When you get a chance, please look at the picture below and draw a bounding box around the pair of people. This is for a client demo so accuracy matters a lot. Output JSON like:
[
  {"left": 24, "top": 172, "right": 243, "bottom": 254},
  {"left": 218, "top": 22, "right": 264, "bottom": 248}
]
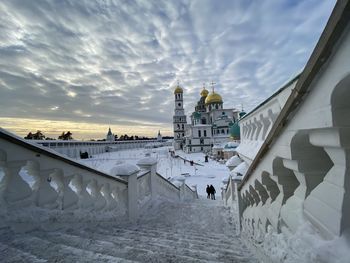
[{"left": 206, "top": 184, "right": 216, "bottom": 200}]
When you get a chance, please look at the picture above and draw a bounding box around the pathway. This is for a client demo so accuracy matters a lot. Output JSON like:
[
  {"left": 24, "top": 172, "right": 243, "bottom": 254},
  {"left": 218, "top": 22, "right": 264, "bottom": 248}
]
[{"left": 0, "top": 198, "right": 258, "bottom": 262}]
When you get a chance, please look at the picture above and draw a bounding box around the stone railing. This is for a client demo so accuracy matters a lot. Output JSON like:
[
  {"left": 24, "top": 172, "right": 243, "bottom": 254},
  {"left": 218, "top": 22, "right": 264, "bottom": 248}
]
[
  {"left": 223, "top": 176, "right": 235, "bottom": 206},
  {"left": 224, "top": 4, "right": 350, "bottom": 260},
  {"left": 0, "top": 128, "right": 198, "bottom": 227},
  {"left": 237, "top": 76, "right": 297, "bottom": 164},
  {"left": 136, "top": 155, "right": 198, "bottom": 202},
  {"left": 137, "top": 171, "right": 151, "bottom": 206},
  {"left": 0, "top": 129, "right": 128, "bottom": 227},
  {"left": 185, "top": 184, "right": 198, "bottom": 200}
]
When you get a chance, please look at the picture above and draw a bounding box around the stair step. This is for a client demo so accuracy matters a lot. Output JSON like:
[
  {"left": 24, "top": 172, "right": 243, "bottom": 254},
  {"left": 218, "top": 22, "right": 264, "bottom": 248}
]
[
  {"left": 94, "top": 226, "right": 240, "bottom": 252},
  {"left": 96, "top": 224, "right": 237, "bottom": 244},
  {"left": 0, "top": 242, "right": 47, "bottom": 263},
  {"left": 33, "top": 231, "right": 212, "bottom": 263},
  {"left": 61, "top": 226, "right": 250, "bottom": 262},
  {"left": 6, "top": 234, "right": 137, "bottom": 263}
]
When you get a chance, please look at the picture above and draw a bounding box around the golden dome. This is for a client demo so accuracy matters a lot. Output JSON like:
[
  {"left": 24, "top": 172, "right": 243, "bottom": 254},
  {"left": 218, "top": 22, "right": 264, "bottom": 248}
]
[
  {"left": 205, "top": 91, "right": 223, "bottom": 105},
  {"left": 174, "top": 85, "right": 183, "bottom": 94},
  {"left": 200, "top": 87, "right": 209, "bottom": 97}
]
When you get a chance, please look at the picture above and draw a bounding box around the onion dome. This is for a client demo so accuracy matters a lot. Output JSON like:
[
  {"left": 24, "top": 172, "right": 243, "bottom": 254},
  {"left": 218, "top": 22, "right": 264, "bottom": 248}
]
[
  {"left": 200, "top": 87, "right": 209, "bottom": 97},
  {"left": 205, "top": 91, "right": 223, "bottom": 105},
  {"left": 193, "top": 111, "right": 201, "bottom": 119},
  {"left": 229, "top": 122, "right": 240, "bottom": 140},
  {"left": 174, "top": 85, "right": 183, "bottom": 94},
  {"left": 239, "top": 110, "right": 247, "bottom": 118}
]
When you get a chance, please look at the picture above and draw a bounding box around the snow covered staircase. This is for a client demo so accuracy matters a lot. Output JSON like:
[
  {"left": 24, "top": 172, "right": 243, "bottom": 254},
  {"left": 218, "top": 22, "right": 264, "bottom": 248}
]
[{"left": 1, "top": 198, "right": 258, "bottom": 262}]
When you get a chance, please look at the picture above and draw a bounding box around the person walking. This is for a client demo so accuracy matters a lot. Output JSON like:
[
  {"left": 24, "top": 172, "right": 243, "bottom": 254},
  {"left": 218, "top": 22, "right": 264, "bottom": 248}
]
[
  {"left": 206, "top": 185, "right": 210, "bottom": 199},
  {"left": 209, "top": 184, "right": 216, "bottom": 200}
]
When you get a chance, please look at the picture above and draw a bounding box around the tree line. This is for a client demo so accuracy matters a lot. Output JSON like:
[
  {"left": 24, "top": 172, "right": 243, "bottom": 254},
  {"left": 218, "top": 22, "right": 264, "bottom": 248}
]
[
  {"left": 24, "top": 131, "right": 174, "bottom": 141},
  {"left": 24, "top": 131, "right": 73, "bottom": 140}
]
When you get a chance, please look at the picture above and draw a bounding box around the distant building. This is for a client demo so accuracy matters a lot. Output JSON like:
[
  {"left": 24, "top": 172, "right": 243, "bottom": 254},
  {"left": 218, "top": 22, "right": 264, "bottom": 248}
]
[
  {"left": 157, "top": 130, "right": 163, "bottom": 142},
  {"left": 106, "top": 127, "right": 115, "bottom": 142},
  {"left": 181, "top": 84, "right": 240, "bottom": 153},
  {"left": 172, "top": 85, "right": 187, "bottom": 150}
]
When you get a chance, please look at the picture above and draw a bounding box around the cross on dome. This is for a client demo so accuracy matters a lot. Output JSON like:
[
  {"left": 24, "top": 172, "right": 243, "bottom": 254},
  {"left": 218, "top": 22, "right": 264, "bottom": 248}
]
[{"left": 210, "top": 81, "right": 216, "bottom": 92}]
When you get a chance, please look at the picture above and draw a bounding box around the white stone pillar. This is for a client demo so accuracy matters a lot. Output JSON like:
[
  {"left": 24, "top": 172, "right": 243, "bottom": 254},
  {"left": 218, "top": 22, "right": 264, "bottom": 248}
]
[
  {"left": 112, "top": 163, "right": 140, "bottom": 222},
  {"left": 177, "top": 177, "right": 186, "bottom": 201},
  {"left": 137, "top": 155, "right": 158, "bottom": 200}
]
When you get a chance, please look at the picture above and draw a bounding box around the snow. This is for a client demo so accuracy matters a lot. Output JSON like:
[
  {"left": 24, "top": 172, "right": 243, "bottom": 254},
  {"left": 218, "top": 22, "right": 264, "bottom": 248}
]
[
  {"left": 230, "top": 161, "right": 248, "bottom": 181},
  {"left": 81, "top": 147, "right": 230, "bottom": 197},
  {"left": 0, "top": 197, "right": 258, "bottom": 262},
  {"left": 244, "top": 222, "right": 350, "bottom": 263},
  {"left": 110, "top": 163, "right": 140, "bottom": 176},
  {"left": 137, "top": 155, "right": 157, "bottom": 166},
  {"left": 225, "top": 155, "right": 242, "bottom": 167}
]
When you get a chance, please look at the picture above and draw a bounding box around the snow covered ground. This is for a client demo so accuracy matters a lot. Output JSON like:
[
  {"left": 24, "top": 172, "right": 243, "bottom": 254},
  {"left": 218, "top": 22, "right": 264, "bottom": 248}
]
[{"left": 81, "top": 147, "right": 230, "bottom": 197}]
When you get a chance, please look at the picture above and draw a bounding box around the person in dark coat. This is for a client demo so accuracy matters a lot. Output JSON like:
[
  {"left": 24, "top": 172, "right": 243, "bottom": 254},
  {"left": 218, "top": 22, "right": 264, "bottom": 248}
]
[
  {"left": 206, "top": 185, "right": 210, "bottom": 199},
  {"left": 209, "top": 185, "right": 216, "bottom": 200}
]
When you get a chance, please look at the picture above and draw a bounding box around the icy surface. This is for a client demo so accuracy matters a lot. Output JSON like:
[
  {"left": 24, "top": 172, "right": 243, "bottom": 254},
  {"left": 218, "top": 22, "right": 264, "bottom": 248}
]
[
  {"left": 110, "top": 163, "right": 140, "bottom": 176},
  {"left": 0, "top": 198, "right": 258, "bottom": 262},
  {"left": 225, "top": 155, "right": 242, "bottom": 167}
]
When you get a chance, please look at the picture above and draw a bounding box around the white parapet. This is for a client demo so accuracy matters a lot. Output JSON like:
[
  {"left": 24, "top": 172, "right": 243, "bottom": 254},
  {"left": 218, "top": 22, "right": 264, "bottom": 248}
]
[
  {"left": 223, "top": 4, "right": 350, "bottom": 261},
  {"left": 0, "top": 128, "right": 128, "bottom": 227}
]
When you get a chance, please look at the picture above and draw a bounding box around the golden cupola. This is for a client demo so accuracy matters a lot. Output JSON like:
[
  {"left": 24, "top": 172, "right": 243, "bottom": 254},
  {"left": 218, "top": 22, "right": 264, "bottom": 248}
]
[
  {"left": 174, "top": 85, "right": 183, "bottom": 94},
  {"left": 205, "top": 90, "right": 223, "bottom": 105},
  {"left": 200, "top": 87, "right": 209, "bottom": 97}
]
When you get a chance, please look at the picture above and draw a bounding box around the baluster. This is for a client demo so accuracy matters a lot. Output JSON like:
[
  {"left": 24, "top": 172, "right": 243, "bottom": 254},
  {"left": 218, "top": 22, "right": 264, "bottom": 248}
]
[
  {"left": 88, "top": 179, "right": 106, "bottom": 211},
  {"left": 70, "top": 174, "right": 93, "bottom": 210},
  {"left": 305, "top": 128, "right": 350, "bottom": 238},
  {"left": 35, "top": 169, "right": 59, "bottom": 209},
  {"left": 3, "top": 161, "right": 33, "bottom": 207},
  {"left": 51, "top": 169, "right": 78, "bottom": 210}
]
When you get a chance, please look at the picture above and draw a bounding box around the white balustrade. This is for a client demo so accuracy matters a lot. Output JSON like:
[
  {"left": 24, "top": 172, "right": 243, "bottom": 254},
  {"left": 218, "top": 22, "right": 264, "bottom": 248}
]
[
  {"left": 0, "top": 129, "right": 128, "bottom": 226},
  {"left": 222, "top": 12, "right": 350, "bottom": 260}
]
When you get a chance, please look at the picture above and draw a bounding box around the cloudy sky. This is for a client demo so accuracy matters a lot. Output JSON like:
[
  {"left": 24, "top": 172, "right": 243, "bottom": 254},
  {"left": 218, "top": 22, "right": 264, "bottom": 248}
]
[{"left": 0, "top": 0, "right": 336, "bottom": 139}]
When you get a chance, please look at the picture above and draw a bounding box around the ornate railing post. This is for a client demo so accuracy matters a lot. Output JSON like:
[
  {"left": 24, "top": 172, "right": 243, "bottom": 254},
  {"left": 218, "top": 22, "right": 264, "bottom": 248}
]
[
  {"left": 137, "top": 154, "right": 157, "bottom": 201},
  {"left": 112, "top": 163, "right": 140, "bottom": 222},
  {"left": 177, "top": 177, "right": 186, "bottom": 201}
]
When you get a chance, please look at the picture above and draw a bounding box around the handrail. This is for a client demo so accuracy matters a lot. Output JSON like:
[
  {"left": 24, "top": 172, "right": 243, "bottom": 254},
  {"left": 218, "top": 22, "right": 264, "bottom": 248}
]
[
  {"left": 0, "top": 129, "right": 127, "bottom": 185},
  {"left": 185, "top": 184, "right": 195, "bottom": 194},
  {"left": 137, "top": 170, "right": 150, "bottom": 179},
  {"left": 155, "top": 173, "right": 180, "bottom": 191}
]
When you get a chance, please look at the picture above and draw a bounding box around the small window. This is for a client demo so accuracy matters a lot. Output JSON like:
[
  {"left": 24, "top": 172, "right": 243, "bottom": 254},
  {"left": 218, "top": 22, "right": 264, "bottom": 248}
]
[
  {"left": 204, "top": 130, "right": 207, "bottom": 137},
  {"left": 198, "top": 130, "right": 201, "bottom": 137},
  {"left": 221, "top": 129, "right": 225, "bottom": 134}
]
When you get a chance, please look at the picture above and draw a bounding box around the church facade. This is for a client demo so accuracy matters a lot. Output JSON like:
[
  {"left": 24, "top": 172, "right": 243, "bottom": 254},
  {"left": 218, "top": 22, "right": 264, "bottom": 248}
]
[{"left": 173, "top": 84, "right": 239, "bottom": 153}]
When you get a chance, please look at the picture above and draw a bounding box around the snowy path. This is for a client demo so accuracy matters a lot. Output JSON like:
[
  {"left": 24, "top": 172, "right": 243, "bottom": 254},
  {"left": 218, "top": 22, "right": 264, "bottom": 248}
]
[{"left": 0, "top": 198, "right": 258, "bottom": 262}]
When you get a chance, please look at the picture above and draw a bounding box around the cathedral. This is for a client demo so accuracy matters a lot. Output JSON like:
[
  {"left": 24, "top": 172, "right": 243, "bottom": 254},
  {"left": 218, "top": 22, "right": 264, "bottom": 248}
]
[{"left": 173, "top": 84, "right": 240, "bottom": 153}]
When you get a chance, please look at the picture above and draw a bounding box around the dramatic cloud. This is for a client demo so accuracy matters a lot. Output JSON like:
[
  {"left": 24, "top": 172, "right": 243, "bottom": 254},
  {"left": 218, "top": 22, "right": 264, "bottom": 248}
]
[{"left": 0, "top": 0, "right": 336, "bottom": 138}]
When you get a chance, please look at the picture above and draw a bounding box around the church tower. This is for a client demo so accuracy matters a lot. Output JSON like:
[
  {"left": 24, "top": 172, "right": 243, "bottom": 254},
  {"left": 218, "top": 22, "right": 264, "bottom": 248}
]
[{"left": 173, "top": 84, "right": 187, "bottom": 150}]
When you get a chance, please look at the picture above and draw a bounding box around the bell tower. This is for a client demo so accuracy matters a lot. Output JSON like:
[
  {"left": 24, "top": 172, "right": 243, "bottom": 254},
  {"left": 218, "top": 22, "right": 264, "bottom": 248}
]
[{"left": 173, "top": 84, "right": 187, "bottom": 150}]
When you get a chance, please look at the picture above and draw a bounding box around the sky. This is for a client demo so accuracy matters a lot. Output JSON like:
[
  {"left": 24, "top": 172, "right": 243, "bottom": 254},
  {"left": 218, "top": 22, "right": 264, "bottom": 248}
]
[{"left": 0, "top": 0, "right": 336, "bottom": 139}]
